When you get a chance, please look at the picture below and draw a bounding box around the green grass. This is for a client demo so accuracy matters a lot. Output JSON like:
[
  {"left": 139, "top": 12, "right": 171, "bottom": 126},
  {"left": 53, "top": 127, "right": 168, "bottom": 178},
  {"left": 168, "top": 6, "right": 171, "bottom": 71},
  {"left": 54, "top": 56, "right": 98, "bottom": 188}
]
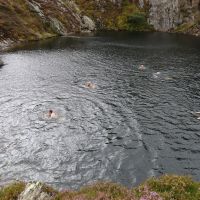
[
  {"left": 54, "top": 182, "right": 135, "bottom": 200},
  {"left": 75, "top": 0, "right": 153, "bottom": 32},
  {"left": 0, "top": 182, "right": 25, "bottom": 200},
  {"left": 175, "top": 23, "right": 196, "bottom": 33},
  {"left": 117, "top": 2, "right": 153, "bottom": 31},
  {"left": 134, "top": 175, "right": 200, "bottom": 200},
  {"left": 0, "top": 176, "right": 200, "bottom": 200}
]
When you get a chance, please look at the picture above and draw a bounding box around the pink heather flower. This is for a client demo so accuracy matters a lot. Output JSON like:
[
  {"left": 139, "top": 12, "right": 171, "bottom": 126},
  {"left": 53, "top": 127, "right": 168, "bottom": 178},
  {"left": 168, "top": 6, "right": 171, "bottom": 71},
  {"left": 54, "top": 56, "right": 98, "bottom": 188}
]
[{"left": 139, "top": 186, "right": 163, "bottom": 200}]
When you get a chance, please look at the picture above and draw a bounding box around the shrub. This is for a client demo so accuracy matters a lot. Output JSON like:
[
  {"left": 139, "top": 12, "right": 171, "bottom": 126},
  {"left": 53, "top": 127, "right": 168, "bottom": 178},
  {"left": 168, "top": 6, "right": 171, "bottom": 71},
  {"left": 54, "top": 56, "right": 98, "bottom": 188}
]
[
  {"left": 134, "top": 175, "right": 200, "bottom": 200},
  {"left": 0, "top": 182, "right": 25, "bottom": 200},
  {"left": 127, "top": 13, "right": 146, "bottom": 25},
  {"left": 126, "top": 13, "right": 152, "bottom": 31}
]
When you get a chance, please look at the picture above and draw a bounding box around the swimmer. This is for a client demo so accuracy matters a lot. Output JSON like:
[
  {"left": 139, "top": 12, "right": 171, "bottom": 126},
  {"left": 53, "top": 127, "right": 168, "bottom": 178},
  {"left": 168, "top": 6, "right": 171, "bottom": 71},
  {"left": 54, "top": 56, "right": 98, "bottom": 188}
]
[
  {"left": 84, "top": 81, "right": 96, "bottom": 89},
  {"left": 48, "top": 110, "right": 57, "bottom": 118},
  {"left": 165, "top": 77, "right": 173, "bottom": 80},
  {"left": 153, "top": 72, "right": 161, "bottom": 79},
  {"left": 191, "top": 111, "right": 200, "bottom": 119},
  {"left": 139, "top": 64, "right": 146, "bottom": 70}
]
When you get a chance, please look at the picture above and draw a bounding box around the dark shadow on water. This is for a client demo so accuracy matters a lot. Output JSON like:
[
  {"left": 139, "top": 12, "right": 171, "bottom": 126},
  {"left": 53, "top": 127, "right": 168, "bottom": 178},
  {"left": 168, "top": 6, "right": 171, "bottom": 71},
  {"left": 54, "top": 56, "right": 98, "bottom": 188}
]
[{"left": 7, "top": 31, "right": 200, "bottom": 52}]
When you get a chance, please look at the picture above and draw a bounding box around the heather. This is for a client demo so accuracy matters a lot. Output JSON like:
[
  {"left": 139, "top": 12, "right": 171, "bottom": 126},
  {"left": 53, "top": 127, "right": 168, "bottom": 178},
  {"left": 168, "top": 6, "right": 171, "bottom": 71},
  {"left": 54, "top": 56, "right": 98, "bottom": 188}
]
[{"left": 0, "top": 175, "right": 199, "bottom": 200}]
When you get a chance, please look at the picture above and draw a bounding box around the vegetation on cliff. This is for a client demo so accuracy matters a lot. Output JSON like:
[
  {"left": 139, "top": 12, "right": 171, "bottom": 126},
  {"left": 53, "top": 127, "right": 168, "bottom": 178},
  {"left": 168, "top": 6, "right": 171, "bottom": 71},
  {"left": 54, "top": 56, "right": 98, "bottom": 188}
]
[
  {"left": 0, "top": 0, "right": 85, "bottom": 48},
  {"left": 174, "top": 21, "right": 200, "bottom": 36},
  {"left": 0, "top": 0, "right": 155, "bottom": 50},
  {"left": 1, "top": 0, "right": 199, "bottom": 49},
  {"left": 0, "top": 0, "right": 153, "bottom": 46},
  {"left": 75, "top": 0, "right": 153, "bottom": 31},
  {"left": 0, "top": 175, "right": 200, "bottom": 200},
  {"left": 0, "top": 0, "right": 55, "bottom": 43},
  {"left": 0, "top": 182, "right": 25, "bottom": 200}
]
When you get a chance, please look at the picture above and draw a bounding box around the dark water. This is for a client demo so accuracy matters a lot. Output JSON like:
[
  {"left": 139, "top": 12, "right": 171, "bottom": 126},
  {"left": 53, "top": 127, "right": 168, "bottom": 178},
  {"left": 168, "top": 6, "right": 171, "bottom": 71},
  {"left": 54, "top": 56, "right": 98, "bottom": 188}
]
[{"left": 0, "top": 32, "right": 200, "bottom": 189}]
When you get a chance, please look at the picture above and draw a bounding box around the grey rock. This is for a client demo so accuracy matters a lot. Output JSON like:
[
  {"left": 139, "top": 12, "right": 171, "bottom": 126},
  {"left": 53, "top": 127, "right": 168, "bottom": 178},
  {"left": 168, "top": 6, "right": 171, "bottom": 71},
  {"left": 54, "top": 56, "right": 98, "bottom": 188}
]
[
  {"left": 148, "top": 0, "right": 180, "bottom": 31},
  {"left": 0, "top": 39, "right": 14, "bottom": 51},
  {"left": 27, "top": 1, "right": 44, "bottom": 18},
  {"left": 139, "top": 0, "right": 199, "bottom": 31},
  {"left": 18, "top": 182, "right": 52, "bottom": 200},
  {"left": 82, "top": 16, "right": 96, "bottom": 31},
  {"left": 48, "top": 17, "right": 66, "bottom": 35}
]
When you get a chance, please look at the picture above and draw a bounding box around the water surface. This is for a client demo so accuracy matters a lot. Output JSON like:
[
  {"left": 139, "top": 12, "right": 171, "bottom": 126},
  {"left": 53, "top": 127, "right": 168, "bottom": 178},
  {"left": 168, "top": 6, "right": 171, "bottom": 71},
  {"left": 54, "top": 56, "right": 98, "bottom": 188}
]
[{"left": 0, "top": 32, "right": 200, "bottom": 188}]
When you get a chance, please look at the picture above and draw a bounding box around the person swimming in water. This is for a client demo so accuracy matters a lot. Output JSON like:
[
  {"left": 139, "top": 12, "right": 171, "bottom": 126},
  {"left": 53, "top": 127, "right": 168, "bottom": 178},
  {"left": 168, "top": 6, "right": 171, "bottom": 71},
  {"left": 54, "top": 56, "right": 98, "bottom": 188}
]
[
  {"left": 48, "top": 110, "right": 57, "bottom": 118},
  {"left": 192, "top": 111, "right": 200, "bottom": 120},
  {"left": 153, "top": 72, "right": 161, "bottom": 79},
  {"left": 139, "top": 64, "right": 146, "bottom": 70},
  {"left": 84, "top": 81, "right": 96, "bottom": 89}
]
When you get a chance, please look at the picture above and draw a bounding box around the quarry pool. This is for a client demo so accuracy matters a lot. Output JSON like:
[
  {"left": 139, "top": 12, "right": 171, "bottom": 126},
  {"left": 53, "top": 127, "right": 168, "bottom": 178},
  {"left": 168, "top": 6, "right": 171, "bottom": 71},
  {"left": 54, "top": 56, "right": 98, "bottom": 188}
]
[{"left": 0, "top": 32, "right": 200, "bottom": 189}]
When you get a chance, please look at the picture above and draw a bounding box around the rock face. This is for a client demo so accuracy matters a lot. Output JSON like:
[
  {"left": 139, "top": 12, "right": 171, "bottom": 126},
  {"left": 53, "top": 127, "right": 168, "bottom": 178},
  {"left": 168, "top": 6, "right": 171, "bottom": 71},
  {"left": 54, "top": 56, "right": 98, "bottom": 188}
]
[
  {"left": 148, "top": 0, "right": 180, "bottom": 31},
  {"left": 138, "top": 0, "right": 200, "bottom": 33},
  {"left": 18, "top": 182, "right": 51, "bottom": 200},
  {"left": 25, "top": 0, "right": 96, "bottom": 35},
  {"left": 82, "top": 16, "right": 96, "bottom": 31},
  {"left": 0, "top": 0, "right": 200, "bottom": 47},
  {"left": 0, "top": 0, "right": 96, "bottom": 47}
]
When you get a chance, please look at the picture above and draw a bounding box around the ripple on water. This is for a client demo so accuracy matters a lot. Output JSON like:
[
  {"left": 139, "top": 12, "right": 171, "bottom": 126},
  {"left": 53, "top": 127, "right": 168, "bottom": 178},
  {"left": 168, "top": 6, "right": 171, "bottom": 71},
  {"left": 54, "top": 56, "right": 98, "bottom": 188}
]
[
  {"left": 0, "top": 86, "right": 149, "bottom": 188},
  {"left": 1, "top": 32, "right": 200, "bottom": 188}
]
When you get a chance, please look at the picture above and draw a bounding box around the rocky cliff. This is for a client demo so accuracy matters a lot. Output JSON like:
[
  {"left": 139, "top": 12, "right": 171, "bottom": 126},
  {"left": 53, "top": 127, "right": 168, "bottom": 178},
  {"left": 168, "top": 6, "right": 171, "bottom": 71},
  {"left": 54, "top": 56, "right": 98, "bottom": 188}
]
[
  {"left": 0, "top": 0, "right": 200, "bottom": 50},
  {"left": 0, "top": 0, "right": 96, "bottom": 50},
  {"left": 73, "top": 0, "right": 200, "bottom": 35},
  {"left": 137, "top": 0, "right": 200, "bottom": 35}
]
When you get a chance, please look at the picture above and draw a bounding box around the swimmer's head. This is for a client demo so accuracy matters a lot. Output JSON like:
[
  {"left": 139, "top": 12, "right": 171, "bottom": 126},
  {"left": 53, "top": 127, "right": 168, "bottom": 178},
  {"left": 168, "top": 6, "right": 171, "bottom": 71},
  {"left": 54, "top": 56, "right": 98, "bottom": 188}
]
[{"left": 49, "top": 110, "right": 53, "bottom": 114}]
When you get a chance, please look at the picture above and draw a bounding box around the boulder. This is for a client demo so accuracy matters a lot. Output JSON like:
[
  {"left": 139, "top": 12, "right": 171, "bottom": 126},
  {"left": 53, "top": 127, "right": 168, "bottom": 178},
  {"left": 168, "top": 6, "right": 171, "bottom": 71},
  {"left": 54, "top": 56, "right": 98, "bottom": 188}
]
[
  {"left": 18, "top": 182, "right": 52, "bottom": 200},
  {"left": 48, "top": 17, "right": 66, "bottom": 35},
  {"left": 82, "top": 16, "right": 96, "bottom": 31},
  {"left": 27, "top": 1, "right": 44, "bottom": 18}
]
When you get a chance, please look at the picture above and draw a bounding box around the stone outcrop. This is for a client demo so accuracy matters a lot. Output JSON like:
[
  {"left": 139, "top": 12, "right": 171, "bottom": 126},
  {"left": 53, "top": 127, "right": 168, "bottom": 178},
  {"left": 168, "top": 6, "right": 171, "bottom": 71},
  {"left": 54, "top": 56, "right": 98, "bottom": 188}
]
[
  {"left": 148, "top": 0, "right": 180, "bottom": 31},
  {"left": 0, "top": 0, "right": 200, "bottom": 50},
  {"left": 137, "top": 0, "right": 200, "bottom": 34},
  {"left": 0, "top": 0, "right": 96, "bottom": 49},
  {"left": 82, "top": 16, "right": 96, "bottom": 31},
  {"left": 25, "top": 0, "right": 96, "bottom": 35},
  {"left": 18, "top": 182, "right": 52, "bottom": 200}
]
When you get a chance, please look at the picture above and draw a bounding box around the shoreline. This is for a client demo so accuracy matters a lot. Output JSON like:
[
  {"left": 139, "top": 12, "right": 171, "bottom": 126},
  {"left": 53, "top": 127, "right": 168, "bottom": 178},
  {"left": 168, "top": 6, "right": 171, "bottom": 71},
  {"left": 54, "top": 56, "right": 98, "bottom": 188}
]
[
  {"left": 1, "top": 30, "right": 200, "bottom": 54},
  {"left": 0, "top": 175, "right": 199, "bottom": 200}
]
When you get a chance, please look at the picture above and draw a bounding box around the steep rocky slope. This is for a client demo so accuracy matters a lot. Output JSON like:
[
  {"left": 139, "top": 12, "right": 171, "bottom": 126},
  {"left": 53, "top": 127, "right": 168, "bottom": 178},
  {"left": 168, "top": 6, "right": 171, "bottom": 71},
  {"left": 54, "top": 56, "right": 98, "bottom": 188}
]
[
  {"left": 75, "top": 0, "right": 152, "bottom": 31},
  {"left": 137, "top": 0, "right": 200, "bottom": 35},
  {"left": 76, "top": 0, "right": 200, "bottom": 35},
  {"left": 0, "top": 0, "right": 95, "bottom": 49},
  {"left": 0, "top": 0, "right": 200, "bottom": 50}
]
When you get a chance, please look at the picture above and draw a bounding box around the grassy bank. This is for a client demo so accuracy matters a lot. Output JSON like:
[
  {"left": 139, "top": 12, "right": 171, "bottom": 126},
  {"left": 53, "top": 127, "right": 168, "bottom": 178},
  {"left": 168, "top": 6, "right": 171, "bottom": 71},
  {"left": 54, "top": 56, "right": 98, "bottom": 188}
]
[{"left": 1, "top": 175, "right": 199, "bottom": 200}]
